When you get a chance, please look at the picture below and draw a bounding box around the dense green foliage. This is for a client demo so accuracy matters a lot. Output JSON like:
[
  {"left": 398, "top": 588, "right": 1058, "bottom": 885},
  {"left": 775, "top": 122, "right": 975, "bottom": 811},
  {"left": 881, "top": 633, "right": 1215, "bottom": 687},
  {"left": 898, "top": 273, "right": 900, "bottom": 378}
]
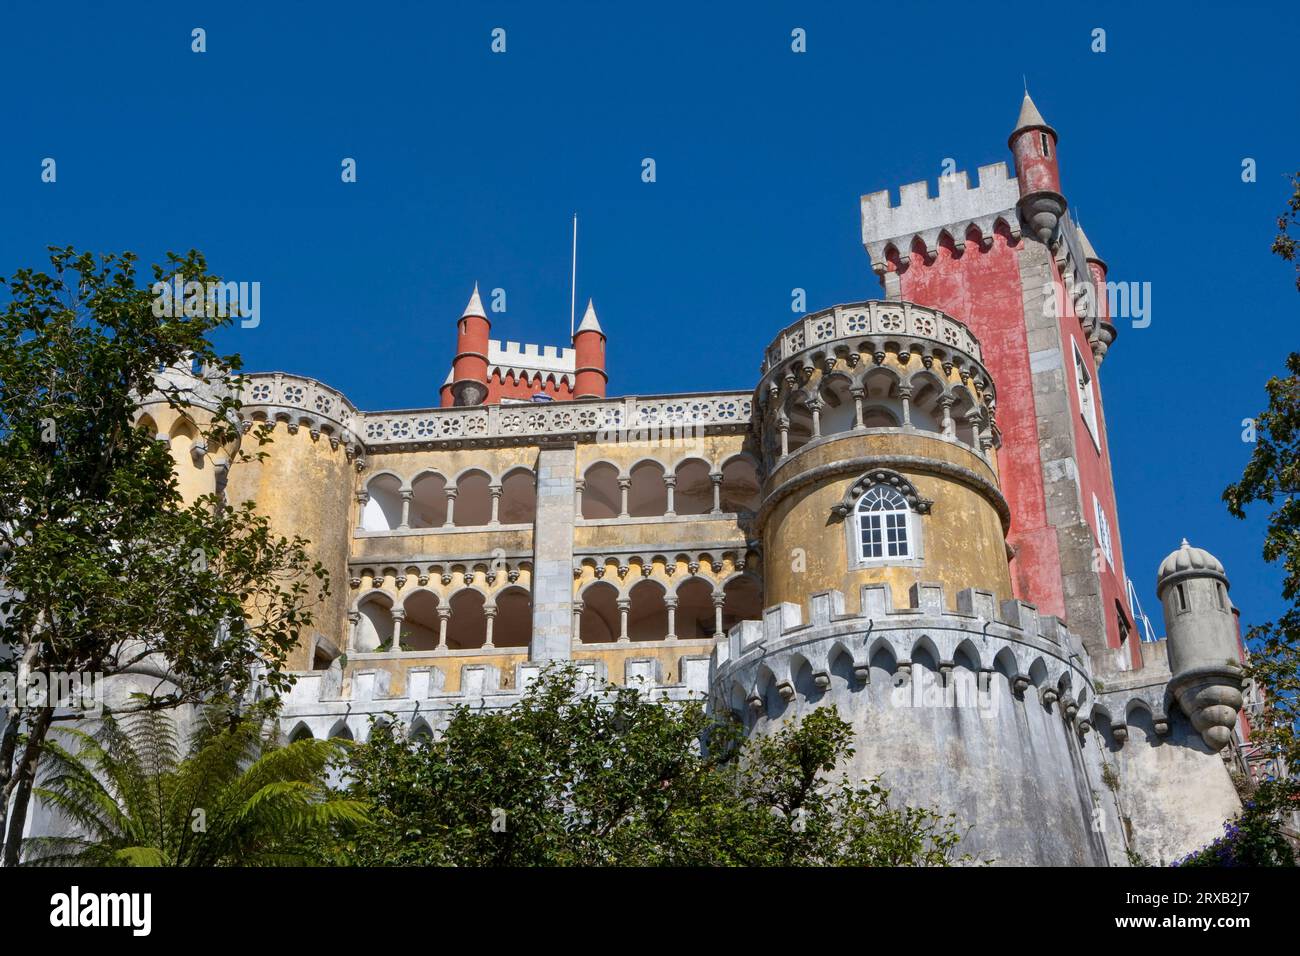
[
  {"left": 1209, "top": 172, "right": 1300, "bottom": 863},
  {"left": 23, "top": 699, "right": 365, "bottom": 866},
  {"left": 1175, "top": 781, "right": 1296, "bottom": 867},
  {"left": 0, "top": 248, "right": 327, "bottom": 864},
  {"left": 319, "top": 664, "right": 976, "bottom": 866}
]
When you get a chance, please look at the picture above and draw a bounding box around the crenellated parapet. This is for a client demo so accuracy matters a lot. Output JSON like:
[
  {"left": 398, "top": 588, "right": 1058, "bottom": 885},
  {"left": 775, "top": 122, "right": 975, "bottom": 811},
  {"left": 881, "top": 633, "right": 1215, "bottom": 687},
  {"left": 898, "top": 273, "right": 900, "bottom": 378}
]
[
  {"left": 860, "top": 163, "right": 1021, "bottom": 275},
  {"left": 273, "top": 654, "right": 712, "bottom": 741},
  {"left": 712, "top": 583, "right": 1093, "bottom": 720}
]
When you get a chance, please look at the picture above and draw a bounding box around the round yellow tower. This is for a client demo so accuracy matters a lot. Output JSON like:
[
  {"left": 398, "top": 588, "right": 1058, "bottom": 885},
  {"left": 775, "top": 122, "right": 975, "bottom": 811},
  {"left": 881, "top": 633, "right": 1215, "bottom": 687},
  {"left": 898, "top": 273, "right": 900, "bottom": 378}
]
[{"left": 755, "top": 301, "right": 1013, "bottom": 614}]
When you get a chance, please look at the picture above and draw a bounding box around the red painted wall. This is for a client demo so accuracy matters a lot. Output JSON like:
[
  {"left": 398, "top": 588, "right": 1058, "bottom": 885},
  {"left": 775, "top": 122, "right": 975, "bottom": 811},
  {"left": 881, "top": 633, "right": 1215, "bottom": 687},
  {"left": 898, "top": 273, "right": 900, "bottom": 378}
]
[{"left": 890, "top": 225, "right": 1067, "bottom": 621}]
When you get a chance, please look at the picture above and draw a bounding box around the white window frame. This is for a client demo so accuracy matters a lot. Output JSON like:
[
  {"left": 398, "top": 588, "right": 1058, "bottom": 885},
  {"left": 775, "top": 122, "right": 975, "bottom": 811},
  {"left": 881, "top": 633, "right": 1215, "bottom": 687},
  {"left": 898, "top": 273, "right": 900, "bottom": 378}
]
[
  {"left": 1072, "top": 340, "right": 1101, "bottom": 450},
  {"left": 849, "top": 485, "right": 921, "bottom": 566},
  {"left": 1093, "top": 493, "right": 1113, "bottom": 569}
]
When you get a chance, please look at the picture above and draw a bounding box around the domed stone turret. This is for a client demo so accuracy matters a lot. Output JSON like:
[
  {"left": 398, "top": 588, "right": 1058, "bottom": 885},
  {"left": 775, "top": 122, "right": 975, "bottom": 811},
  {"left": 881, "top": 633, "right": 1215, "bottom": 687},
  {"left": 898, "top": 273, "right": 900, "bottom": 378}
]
[
  {"left": 1157, "top": 538, "right": 1227, "bottom": 586},
  {"left": 1155, "top": 539, "right": 1243, "bottom": 751}
]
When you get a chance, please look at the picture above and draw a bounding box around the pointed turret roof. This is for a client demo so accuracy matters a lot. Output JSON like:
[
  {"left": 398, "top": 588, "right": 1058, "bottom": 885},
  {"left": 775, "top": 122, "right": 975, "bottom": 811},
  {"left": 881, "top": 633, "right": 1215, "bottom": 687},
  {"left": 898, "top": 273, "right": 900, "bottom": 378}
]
[
  {"left": 1075, "top": 224, "right": 1104, "bottom": 267},
  {"left": 1010, "top": 91, "right": 1057, "bottom": 144},
  {"left": 576, "top": 298, "right": 603, "bottom": 335},
  {"left": 462, "top": 282, "right": 486, "bottom": 319}
]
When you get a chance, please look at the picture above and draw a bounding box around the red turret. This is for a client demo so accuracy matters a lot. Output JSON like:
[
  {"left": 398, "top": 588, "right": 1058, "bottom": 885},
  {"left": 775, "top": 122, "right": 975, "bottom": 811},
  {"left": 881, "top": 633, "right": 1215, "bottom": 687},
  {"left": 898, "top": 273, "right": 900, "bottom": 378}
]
[
  {"left": 572, "top": 298, "right": 607, "bottom": 400},
  {"left": 448, "top": 284, "right": 490, "bottom": 407},
  {"left": 1009, "top": 92, "right": 1067, "bottom": 243}
]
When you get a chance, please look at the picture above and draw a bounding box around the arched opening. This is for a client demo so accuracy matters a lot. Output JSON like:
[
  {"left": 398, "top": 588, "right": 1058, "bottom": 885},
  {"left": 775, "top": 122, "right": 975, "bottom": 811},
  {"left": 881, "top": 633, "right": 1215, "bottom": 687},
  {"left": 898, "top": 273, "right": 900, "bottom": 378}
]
[
  {"left": 354, "top": 594, "right": 394, "bottom": 652},
  {"left": 492, "top": 586, "right": 532, "bottom": 648},
  {"left": 288, "top": 722, "right": 314, "bottom": 743},
  {"left": 674, "top": 578, "right": 716, "bottom": 640},
  {"left": 907, "top": 374, "right": 946, "bottom": 433},
  {"left": 628, "top": 460, "right": 667, "bottom": 517},
  {"left": 446, "top": 589, "right": 487, "bottom": 649},
  {"left": 855, "top": 484, "right": 913, "bottom": 561},
  {"left": 328, "top": 720, "right": 354, "bottom": 741},
  {"left": 860, "top": 368, "right": 903, "bottom": 429},
  {"left": 581, "top": 462, "right": 620, "bottom": 519},
  {"left": 627, "top": 579, "right": 668, "bottom": 641},
  {"left": 409, "top": 472, "right": 448, "bottom": 528},
  {"left": 455, "top": 470, "right": 492, "bottom": 527},
  {"left": 362, "top": 474, "right": 403, "bottom": 531},
  {"left": 951, "top": 387, "right": 980, "bottom": 447},
  {"left": 721, "top": 457, "right": 761, "bottom": 513},
  {"left": 722, "top": 574, "right": 763, "bottom": 632},
  {"left": 786, "top": 399, "right": 813, "bottom": 452},
  {"left": 673, "top": 458, "right": 713, "bottom": 515},
  {"left": 818, "top": 375, "right": 857, "bottom": 436},
  {"left": 499, "top": 468, "right": 536, "bottom": 524},
  {"left": 402, "top": 589, "right": 441, "bottom": 652},
  {"left": 579, "top": 581, "right": 620, "bottom": 643}
]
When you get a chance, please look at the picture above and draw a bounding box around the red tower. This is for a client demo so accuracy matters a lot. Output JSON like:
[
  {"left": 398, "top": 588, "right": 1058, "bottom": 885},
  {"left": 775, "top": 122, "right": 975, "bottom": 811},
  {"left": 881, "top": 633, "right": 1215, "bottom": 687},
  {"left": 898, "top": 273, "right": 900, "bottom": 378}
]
[
  {"left": 1008, "top": 93, "right": 1066, "bottom": 243},
  {"left": 447, "top": 284, "right": 490, "bottom": 407},
  {"left": 859, "top": 92, "right": 1137, "bottom": 669},
  {"left": 572, "top": 299, "right": 607, "bottom": 399}
]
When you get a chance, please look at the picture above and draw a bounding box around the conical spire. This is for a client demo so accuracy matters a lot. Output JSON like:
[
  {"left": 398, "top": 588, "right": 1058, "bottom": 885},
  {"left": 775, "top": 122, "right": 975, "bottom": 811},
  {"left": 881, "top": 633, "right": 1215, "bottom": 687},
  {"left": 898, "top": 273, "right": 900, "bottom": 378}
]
[
  {"left": 1075, "top": 224, "right": 1104, "bottom": 266},
  {"left": 1014, "top": 91, "right": 1049, "bottom": 133},
  {"left": 461, "top": 282, "right": 486, "bottom": 319},
  {"left": 576, "top": 298, "right": 603, "bottom": 335}
]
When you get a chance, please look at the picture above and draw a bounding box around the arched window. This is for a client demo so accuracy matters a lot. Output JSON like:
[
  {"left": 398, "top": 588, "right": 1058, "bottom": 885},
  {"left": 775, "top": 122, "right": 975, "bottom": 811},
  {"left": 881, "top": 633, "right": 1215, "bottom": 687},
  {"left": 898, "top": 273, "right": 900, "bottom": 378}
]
[{"left": 855, "top": 485, "right": 913, "bottom": 561}]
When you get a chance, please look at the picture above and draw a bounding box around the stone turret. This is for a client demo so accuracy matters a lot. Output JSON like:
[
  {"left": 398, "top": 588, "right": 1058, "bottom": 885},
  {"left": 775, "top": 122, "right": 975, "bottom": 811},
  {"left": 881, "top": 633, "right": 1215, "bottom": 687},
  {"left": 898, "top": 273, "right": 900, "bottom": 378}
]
[
  {"left": 449, "top": 284, "right": 491, "bottom": 407},
  {"left": 1008, "top": 92, "right": 1067, "bottom": 244},
  {"left": 572, "top": 299, "right": 607, "bottom": 399},
  {"left": 1156, "top": 539, "right": 1244, "bottom": 751}
]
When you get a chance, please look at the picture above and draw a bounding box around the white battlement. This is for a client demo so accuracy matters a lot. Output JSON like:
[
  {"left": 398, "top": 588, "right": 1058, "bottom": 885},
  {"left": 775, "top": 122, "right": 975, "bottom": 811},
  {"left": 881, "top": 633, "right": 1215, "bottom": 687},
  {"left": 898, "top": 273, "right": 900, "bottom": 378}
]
[
  {"left": 489, "top": 339, "right": 576, "bottom": 373},
  {"left": 276, "top": 654, "right": 712, "bottom": 741},
  {"left": 860, "top": 162, "right": 1021, "bottom": 271}
]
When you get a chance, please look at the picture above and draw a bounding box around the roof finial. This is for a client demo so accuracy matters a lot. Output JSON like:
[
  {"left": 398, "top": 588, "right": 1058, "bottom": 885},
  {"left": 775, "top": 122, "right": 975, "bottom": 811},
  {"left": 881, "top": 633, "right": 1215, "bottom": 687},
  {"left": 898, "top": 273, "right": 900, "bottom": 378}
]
[
  {"left": 462, "top": 282, "right": 486, "bottom": 319},
  {"left": 577, "top": 297, "right": 603, "bottom": 335}
]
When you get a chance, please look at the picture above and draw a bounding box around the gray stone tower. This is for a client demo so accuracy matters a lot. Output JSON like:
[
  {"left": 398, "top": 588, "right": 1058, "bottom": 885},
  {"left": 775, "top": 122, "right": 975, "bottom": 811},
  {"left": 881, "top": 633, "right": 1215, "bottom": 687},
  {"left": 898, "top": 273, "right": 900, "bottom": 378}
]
[{"left": 1156, "top": 540, "right": 1245, "bottom": 750}]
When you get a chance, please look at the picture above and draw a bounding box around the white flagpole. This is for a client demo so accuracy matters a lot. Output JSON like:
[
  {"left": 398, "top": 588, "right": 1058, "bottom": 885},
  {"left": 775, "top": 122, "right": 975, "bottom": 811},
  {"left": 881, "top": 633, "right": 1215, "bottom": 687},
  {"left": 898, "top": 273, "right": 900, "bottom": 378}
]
[{"left": 570, "top": 214, "right": 578, "bottom": 338}]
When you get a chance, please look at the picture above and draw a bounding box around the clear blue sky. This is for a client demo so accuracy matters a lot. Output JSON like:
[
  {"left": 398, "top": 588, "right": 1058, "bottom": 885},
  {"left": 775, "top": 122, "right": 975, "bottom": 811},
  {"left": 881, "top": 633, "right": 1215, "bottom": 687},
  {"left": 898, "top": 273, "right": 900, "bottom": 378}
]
[{"left": 1, "top": 1, "right": 1296, "bottom": 636}]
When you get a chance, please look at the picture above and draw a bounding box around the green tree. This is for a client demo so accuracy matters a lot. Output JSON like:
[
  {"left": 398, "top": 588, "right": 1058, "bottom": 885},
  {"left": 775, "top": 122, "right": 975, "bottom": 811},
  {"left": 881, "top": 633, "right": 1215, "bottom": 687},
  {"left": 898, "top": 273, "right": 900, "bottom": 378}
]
[
  {"left": 0, "top": 248, "right": 328, "bottom": 864},
  {"left": 23, "top": 698, "right": 366, "bottom": 866},
  {"left": 1220, "top": 171, "right": 1300, "bottom": 835},
  {"left": 320, "top": 664, "right": 974, "bottom": 867}
]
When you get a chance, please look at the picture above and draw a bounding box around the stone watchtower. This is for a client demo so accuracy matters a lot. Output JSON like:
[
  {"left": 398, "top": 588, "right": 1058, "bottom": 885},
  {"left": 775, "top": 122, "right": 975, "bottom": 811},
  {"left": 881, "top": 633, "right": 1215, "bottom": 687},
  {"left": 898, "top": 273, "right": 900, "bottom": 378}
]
[{"left": 1156, "top": 540, "right": 1246, "bottom": 750}]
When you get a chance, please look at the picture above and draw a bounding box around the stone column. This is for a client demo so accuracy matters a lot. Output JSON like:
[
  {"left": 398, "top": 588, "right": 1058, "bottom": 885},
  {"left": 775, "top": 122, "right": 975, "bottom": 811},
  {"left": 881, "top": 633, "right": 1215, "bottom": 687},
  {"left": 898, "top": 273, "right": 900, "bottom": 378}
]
[
  {"left": 712, "top": 591, "right": 726, "bottom": 637},
  {"left": 436, "top": 606, "right": 450, "bottom": 650},
  {"left": 483, "top": 606, "right": 496, "bottom": 649},
  {"left": 665, "top": 596, "right": 678, "bottom": 641},
  {"left": 347, "top": 610, "right": 360, "bottom": 652},
  {"left": 616, "top": 598, "right": 631, "bottom": 642},
  {"left": 390, "top": 608, "right": 405, "bottom": 654},
  {"left": 939, "top": 396, "right": 955, "bottom": 437},
  {"left": 530, "top": 443, "right": 577, "bottom": 661},
  {"left": 898, "top": 386, "right": 913, "bottom": 428},
  {"left": 488, "top": 484, "right": 502, "bottom": 526},
  {"left": 444, "top": 488, "right": 458, "bottom": 527},
  {"left": 709, "top": 472, "right": 723, "bottom": 514},
  {"left": 617, "top": 477, "right": 631, "bottom": 519},
  {"left": 850, "top": 386, "right": 866, "bottom": 430},
  {"left": 574, "top": 479, "right": 585, "bottom": 519},
  {"left": 778, "top": 420, "right": 789, "bottom": 457},
  {"left": 399, "top": 490, "right": 412, "bottom": 529},
  {"left": 571, "top": 600, "right": 583, "bottom": 646},
  {"left": 808, "top": 399, "right": 822, "bottom": 439},
  {"left": 354, "top": 491, "right": 369, "bottom": 529},
  {"left": 663, "top": 475, "right": 677, "bottom": 517}
]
